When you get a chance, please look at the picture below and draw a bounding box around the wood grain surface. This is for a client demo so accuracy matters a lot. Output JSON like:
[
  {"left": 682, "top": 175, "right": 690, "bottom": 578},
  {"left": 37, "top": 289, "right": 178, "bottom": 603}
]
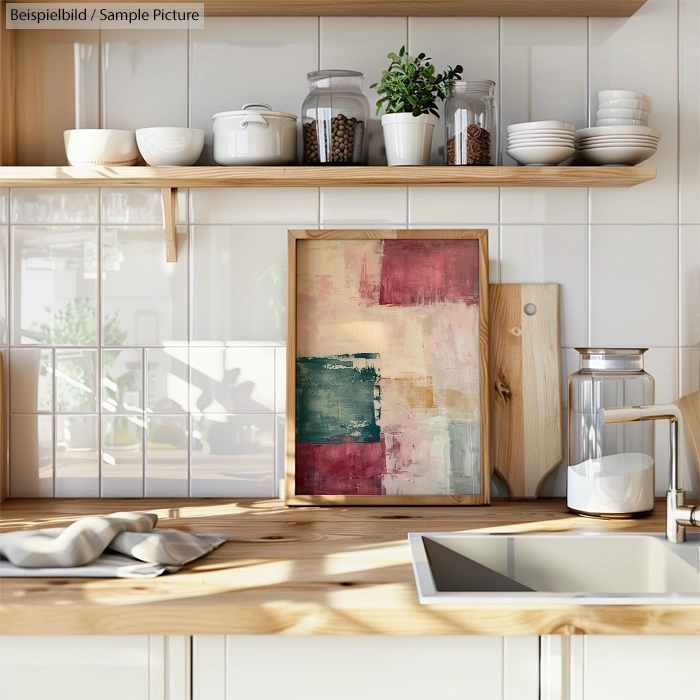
[
  {"left": 1, "top": 498, "right": 698, "bottom": 636},
  {"left": 0, "top": 166, "right": 657, "bottom": 188},
  {"left": 490, "top": 285, "right": 562, "bottom": 498},
  {"left": 676, "top": 391, "right": 700, "bottom": 481},
  {"left": 0, "top": 2, "right": 16, "bottom": 166},
  {"left": 0, "top": 0, "right": 650, "bottom": 16}
]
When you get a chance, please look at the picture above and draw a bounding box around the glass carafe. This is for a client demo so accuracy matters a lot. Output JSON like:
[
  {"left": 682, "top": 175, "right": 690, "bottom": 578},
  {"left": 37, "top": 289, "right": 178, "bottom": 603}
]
[
  {"left": 301, "top": 70, "right": 370, "bottom": 165},
  {"left": 444, "top": 80, "right": 498, "bottom": 166},
  {"left": 567, "top": 348, "right": 655, "bottom": 518}
]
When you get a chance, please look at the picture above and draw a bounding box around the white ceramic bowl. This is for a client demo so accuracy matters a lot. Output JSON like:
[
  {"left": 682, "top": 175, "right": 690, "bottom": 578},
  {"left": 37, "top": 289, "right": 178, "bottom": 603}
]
[
  {"left": 596, "top": 108, "right": 650, "bottom": 121},
  {"left": 598, "top": 90, "right": 652, "bottom": 104},
  {"left": 596, "top": 118, "right": 649, "bottom": 126},
  {"left": 578, "top": 141, "right": 658, "bottom": 150},
  {"left": 577, "top": 145, "right": 656, "bottom": 165},
  {"left": 578, "top": 135, "right": 659, "bottom": 145},
  {"left": 507, "top": 144, "right": 575, "bottom": 166},
  {"left": 598, "top": 98, "right": 651, "bottom": 111},
  {"left": 576, "top": 126, "right": 662, "bottom": 139},
  {"left": 64, "top": 129, "right": 139, "bottom": 166},
  {"left": 508, "top": 134, "right": 574, "bottom": 144},
  {"left": 136, "top": 127, "right": 205, "bottom": 166},
  {"left": 507, "top": 120, "right": 575, "bottom": 134}
]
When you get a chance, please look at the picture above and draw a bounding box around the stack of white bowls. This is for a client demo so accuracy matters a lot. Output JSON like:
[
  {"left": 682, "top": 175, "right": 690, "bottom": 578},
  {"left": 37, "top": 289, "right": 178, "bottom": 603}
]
[
  {"left": 596, "top": 89, "right": 651, "bottom": 126},
  {"left": 506, "top": 121, "right": 575, "bottom": 166},
  {"left": 576, "top": 90, "right": 660, "bottom": 165}
]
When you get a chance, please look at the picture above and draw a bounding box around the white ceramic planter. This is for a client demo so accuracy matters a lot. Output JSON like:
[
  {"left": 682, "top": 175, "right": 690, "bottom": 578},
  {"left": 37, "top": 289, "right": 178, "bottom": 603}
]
[{"left": 381, "top": 113, "right": 436, "bottom": 166}]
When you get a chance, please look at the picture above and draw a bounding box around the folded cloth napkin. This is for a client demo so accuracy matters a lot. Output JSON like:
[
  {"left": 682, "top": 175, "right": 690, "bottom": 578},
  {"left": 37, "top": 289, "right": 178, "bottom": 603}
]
[{"left": 0, "top": 512, "right": 227, "bottom": 579}]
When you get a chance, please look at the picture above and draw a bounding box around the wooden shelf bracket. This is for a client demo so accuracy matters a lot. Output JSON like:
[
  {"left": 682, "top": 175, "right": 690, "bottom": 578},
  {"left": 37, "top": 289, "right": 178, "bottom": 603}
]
[{"left": 161, "top": 187, "right": 178, "bottom": 263}]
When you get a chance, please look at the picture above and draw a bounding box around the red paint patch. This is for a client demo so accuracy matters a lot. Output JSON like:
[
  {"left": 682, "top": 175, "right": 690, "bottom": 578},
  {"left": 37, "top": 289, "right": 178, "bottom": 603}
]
[
  {"left": 379, "top": 239, "right": 479, "bottom": 307},
  {"left": 296, "top": 437, "right": 387, "bottom": 495}
]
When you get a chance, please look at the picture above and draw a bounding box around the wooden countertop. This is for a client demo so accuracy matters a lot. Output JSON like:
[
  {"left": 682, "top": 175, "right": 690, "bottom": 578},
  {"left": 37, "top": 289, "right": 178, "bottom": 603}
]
[{"left": 1, "top": 498, "right": 699, "bottom": 636}]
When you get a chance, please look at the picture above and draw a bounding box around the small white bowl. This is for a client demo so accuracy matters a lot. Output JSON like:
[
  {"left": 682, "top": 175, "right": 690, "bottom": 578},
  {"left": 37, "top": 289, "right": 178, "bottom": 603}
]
[
  {"left": 598, "top": 90, "right": 652, "bottom": 104},
  {"left": 579, "top": 141, "right": 658, "bottom": 149},
  {"left": 577, "top": 145, "right": 656, "bottom": 166},
  {"left": 576, "top": 126, "right": 662, "bottom": 139},
  {"left": 578, "top": 135, "right": 659, "bottom": 145},
  {"left": 596, "top": 118, "right": 649, "bottom": 126},
  {"left": 598, "top": 98, "right": 651, "bottom": 111},
  {"left": 508, "top": 135, "right": 574, "bottom": 143},
  {"left": 597, "top": 108, "right": 650, "bottom": 121},
  {"left": 136, "top": 127, "right": 205, "bottom": 167},
  {"left": 507, "top": 121, "right": 575, "bottom": 134},
  {"left": 64, "top": 129, "right": 139, "bottom": 166},
  {"left": 507, "top": 144, "right": 575, "bottom": 166}
]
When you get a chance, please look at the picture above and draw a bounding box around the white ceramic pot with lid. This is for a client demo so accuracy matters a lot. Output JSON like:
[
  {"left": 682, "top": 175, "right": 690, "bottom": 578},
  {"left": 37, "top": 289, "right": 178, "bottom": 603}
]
[{"left": 212, "top": 103, "right": 297, "bottom": 166}]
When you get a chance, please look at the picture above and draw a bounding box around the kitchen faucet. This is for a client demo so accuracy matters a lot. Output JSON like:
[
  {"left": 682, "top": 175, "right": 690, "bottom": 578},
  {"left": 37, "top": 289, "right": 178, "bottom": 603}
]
[{"left": 603, "top": 403, "right": 699, "bottom": 543}]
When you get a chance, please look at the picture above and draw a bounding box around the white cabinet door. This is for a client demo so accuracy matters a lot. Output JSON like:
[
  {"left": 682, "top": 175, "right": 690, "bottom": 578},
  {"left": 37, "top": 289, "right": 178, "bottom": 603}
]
[
  {"left": 0, "top": 635, "right": 190, "bottom": 700},
  {"left": 583, "top": 636, "right": 700, "bottom": 700},
  {"left": 193, "top": 635, "right": 539, "bottom": 700}
]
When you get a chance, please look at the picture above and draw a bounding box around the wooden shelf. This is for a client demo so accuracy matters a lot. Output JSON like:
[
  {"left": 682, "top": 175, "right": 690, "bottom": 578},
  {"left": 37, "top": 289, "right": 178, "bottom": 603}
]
[
  {"left": 4, "top": 0, "right": 650, "bottom": 16},
  {"left": 0, "top": 165, "right": 656, "bottom": 188}
]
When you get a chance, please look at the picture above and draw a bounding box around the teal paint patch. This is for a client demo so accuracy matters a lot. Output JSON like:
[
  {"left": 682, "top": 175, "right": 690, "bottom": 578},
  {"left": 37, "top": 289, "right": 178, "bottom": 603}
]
[
  {"left": 447, "top": 418, "right": 481, "bottom": 495},
  {"left": 297, "top": 354, "right": 381, "bottom": 444}
]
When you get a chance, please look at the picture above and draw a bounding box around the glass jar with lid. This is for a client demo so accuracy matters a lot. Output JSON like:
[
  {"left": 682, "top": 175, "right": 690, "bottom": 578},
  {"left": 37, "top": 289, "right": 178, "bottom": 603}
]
[
  {"left": 444, "top": 80, "right": 498, "bottom": 166},
  {"left": 301, "top": 70, "right": 370, "bottom": 166},
  {"left": 567, "top": 348, "right": 655, "bottom": 518}
]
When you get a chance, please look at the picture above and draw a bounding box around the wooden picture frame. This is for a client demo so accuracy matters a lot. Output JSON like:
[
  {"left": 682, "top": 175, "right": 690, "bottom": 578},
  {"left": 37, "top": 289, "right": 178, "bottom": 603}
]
[{"left": 286, "top": 229, "right": 490, "bottom": 506}]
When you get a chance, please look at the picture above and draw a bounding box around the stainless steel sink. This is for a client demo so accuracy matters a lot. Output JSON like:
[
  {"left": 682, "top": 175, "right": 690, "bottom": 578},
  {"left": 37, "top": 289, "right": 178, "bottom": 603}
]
[{"left": 408, "top": 532, "right": 700, "bottom": 605}]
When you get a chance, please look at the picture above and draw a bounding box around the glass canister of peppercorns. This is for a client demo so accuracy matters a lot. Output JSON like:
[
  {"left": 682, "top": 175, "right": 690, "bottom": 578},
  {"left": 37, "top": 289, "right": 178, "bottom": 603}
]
[
  {"left": 444, "top": 80, "right": 498, "bottom": 166},
  {"left": 301, "top": 70, "right": 370, "bottom": 165}
]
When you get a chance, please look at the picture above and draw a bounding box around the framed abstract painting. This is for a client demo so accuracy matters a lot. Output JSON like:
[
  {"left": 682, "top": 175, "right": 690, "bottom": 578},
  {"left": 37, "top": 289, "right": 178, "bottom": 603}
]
[{"left": 286, "top": 229, "right": 490, "bottom": 505}]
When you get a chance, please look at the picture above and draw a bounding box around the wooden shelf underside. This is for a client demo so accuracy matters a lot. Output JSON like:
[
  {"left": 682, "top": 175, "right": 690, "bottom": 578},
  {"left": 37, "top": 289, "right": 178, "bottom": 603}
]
[
  {"left": 0, "top": 165, "right": 656, "bottom": 188},
  {"left": 3, "top": 0, "right": 650, "bottom": 16}
]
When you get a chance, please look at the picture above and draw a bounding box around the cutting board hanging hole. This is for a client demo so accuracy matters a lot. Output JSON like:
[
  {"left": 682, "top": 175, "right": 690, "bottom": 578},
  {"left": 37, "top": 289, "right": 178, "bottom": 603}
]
[{"left": 524, "top": 303, "right": 537, "bottom": 315}]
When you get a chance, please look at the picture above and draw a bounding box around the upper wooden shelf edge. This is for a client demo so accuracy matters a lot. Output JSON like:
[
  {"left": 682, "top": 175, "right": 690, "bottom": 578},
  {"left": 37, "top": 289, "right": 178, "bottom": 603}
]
[
  {"left": 0, "top": 166, "right": 656, "bottom": 188},
  {"left": 3, "top": 0, "right": 650, "bottom": 16}
]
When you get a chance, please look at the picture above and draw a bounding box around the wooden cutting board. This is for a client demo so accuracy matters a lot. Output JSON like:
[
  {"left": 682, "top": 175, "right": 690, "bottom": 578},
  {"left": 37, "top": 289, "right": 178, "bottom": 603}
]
[
  {"left": 675, "top": 391, "right": 700, "bottom": 483},
  {"left": 489, "top": 284, "right": 562, "bottom": 498}
]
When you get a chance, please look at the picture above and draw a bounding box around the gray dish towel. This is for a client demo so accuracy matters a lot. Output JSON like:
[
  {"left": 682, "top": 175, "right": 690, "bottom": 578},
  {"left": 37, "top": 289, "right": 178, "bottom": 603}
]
[{"left": 0, "top": 512, "right": 227, "bottom": 578}]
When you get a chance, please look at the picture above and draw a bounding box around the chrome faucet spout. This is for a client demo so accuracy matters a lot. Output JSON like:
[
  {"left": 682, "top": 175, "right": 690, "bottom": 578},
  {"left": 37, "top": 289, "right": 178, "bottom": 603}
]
[{"left": 603, "top": 403, "right": 698, "bottom": 543}]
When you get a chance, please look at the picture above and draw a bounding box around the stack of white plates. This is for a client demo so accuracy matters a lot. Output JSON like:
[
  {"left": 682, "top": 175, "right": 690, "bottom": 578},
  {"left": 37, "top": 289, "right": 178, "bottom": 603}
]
[
  {"left": 575, "top": 125, "right": 661, "bottom": 165},
  {"left": 596, "top": 90, "right": 652, "bottom": 126},
  {"left": 506, "top": 121, "right": 575, "bottom": 165}
]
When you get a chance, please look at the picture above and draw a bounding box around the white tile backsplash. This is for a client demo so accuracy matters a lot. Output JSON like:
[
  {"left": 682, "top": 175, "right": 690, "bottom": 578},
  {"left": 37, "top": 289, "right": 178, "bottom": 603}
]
[
  {"left": 589, "top": 0, "right": 679, "bottom": 224},
  {"left": 500, "top": 225, "right": 587, "bottom": 347},
  {"left": 589, "top": 225, "right": 678, "bottom": 348},
  {"left": 101, "top": 29, "right": 188, "bottom": 130},
  {"left": 7, "top": 12, "right": 696, "bottom": 499},
  {"left": 190, "top": 17, "right": 318, "bottom": 164}
]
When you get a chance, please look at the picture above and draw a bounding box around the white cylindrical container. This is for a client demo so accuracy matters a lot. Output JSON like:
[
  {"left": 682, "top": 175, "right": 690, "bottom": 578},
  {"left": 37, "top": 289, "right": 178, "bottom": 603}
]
[
  {"left": 212, "top": 103, "right": 297, "bottom": 166},
  {"left": 567, "top": 348, "right": 655, "bottom": 518},
  {"left": 381, "top": 113, "right": 436, "bottom": 166}
]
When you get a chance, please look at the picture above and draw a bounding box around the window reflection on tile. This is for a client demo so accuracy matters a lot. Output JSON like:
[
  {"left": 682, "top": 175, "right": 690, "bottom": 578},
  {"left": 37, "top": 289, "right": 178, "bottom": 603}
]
[
  {"left": 190, "top": 347, "right": 274, "bottom": 414},
  {"left": 12, "top": 226, "right": 98, "bottom": 346},
  {"left": 190, "top": 413, "right": 274, "bottom": 497},
  {"left": 102, "top": 415, "right": 144, "bottom": 497},
  {"left": 146, "top": 348, "right": 188, "bottom": 413},
  {"left": 102, "top": 226, "right": 188, "bottom": 346},
  {"left": 10, "top": 189, "right": 99, "bottom": 224},
  {"left": 10, "top": 348, "right": 53, "bottom": 412},
  {"left": 55, "top": 415, "right": 99, "bottom": 497},
  {"left": 10, "top": 415, "right": 53, "bottom": 497},
  {"left": 146, "top": 415, "right": 188, "bottom": 497},
  {"left": 101, "top": 189, "right": 188, "bottom": 225},
  {"left": 103, "top": 349, "right": 142, "bottom": 413},
  {"left": 192, "top": 225, "right": 286, "bottom": 343},
  {"left": 55, "top": 349, "right": 97, "bottom": 412},
  {"left": 275, "top": 348, "right": 286, "bottom": 413}
]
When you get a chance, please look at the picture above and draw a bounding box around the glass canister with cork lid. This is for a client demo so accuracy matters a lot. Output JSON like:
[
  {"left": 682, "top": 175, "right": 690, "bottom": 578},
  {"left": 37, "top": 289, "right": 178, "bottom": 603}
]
[
  {"left": 444, "top": 80, "right": 498, "bottom": 165},
  {"left": 301, "top": 70, "right": 370, "bottom": 165},
  {"left": 567, "top": 348, "right": 655, "bottom": 518}
]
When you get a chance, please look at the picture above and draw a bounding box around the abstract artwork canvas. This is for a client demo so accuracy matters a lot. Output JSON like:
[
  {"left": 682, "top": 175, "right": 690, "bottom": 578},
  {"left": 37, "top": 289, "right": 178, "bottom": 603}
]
[{"left": 286, "top": 229, "right": 489, "bottom": 505}]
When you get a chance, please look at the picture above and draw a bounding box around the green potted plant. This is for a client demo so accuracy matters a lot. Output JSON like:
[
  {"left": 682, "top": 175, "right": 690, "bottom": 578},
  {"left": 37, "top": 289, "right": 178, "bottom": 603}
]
[{"left": 371, "top": 47, "right": 462, "bottom": 166}]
